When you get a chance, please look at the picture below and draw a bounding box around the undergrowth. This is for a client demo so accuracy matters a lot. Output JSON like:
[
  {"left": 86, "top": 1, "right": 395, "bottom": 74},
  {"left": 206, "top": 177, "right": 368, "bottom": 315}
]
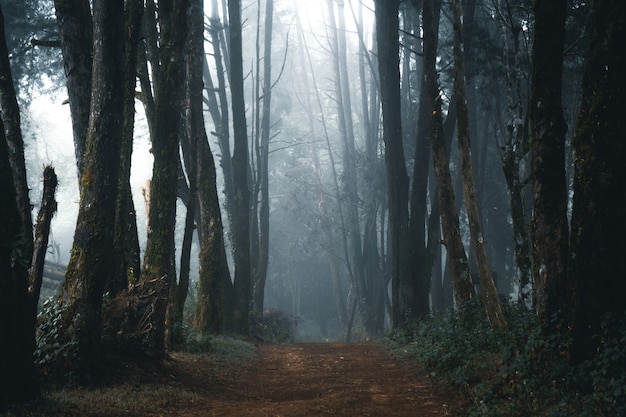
[{"left": 389, "top": 299, "right": 625, "bottom": 417}]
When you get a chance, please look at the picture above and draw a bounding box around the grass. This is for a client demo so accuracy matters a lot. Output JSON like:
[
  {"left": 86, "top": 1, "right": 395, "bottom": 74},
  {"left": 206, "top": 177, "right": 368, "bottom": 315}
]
[{"left": 2, "top": 336, "right": 259, "bottom": 417}]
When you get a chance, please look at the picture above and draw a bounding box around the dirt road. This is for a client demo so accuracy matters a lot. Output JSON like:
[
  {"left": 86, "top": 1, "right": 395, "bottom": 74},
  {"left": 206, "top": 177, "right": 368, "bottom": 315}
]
[{"left": 176, "top": 342, "right": 455, "bottom": 417}]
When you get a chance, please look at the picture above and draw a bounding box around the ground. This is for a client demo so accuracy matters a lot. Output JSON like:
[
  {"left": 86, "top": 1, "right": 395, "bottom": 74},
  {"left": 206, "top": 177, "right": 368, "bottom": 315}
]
[{"left": 2, "top": 340, "right": 464, "bottom": 417}]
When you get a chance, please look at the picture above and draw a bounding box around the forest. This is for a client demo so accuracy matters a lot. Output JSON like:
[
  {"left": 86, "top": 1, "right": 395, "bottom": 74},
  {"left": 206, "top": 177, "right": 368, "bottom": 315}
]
[{"left": 1, "top": 0, "right": 625, "bottom": 415}]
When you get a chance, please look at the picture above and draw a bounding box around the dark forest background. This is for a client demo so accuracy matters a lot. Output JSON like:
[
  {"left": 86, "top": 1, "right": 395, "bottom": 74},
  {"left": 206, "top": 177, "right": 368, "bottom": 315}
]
[{"left": 1, "top": 0, "right": 624, "bottom": 414}]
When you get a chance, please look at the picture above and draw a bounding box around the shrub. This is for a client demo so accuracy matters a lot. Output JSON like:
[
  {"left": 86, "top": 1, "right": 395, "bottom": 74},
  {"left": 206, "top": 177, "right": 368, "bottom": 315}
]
[
  {"left": 34, "top": 298, "right": 78, "bottom": 382},
  {"left": 250, "top": 309, "right": 295, "bottom": 343},
  {"left": 389, "top": 300, "right": 626, "bottom": 417}
]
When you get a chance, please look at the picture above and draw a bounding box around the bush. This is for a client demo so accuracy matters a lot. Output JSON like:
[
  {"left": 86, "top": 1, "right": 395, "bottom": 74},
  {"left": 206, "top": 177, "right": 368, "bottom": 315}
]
[
  {"left": 250, "top": 309, "right": 295, "bottom": 343},
  {"left": 35, "top": 298, "right": 79, "bottom": 382},
  {"left": 389, "top": 300, "right": 626, "bottom": 417}
]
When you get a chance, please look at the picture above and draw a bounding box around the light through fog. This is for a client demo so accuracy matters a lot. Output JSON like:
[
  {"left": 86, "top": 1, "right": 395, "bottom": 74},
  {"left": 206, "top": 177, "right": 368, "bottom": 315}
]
[{"left": 27, "top": 0, "right": 376, "bottom": 340}]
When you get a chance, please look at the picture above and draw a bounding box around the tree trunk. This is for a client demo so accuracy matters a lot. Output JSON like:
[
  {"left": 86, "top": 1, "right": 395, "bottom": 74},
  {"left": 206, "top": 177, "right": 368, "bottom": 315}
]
[
  {"left": 569, "top": 0, "right": 626, "bottom": 364},
  {"left": 141, "top": 0, "right": 188, "bottom": 353},
  {"left": 28, "top": 167, "right": 58, "bottom": 318},
  {"left": 252, "top": 0, "right": 273, "bottom": 315},
  {"left": 0, "top": 6, "right": 33, "bottom": 269},
  {"left": 229, "top": 0, "right": 252, "bottom": 333},
  {"left": 111, "top": 0, "right": 143, "bottom": 296},
  {"left": 0, "top": 6, "right": 39, "bottom": 402},
  {"left": 423, "top": 0, "right": 475, "bottom": 310},
  {"left": 53, "top": 0, "right": 92, "bottom": 182},
  {"left": 60, "top": 0, "right": 126, "bottom": 376},
  {"left": 188, "top": 0, "right": 228, "bottom": 334},
  {"left": 374, "top": 0, "right": 412, "bottom": 327},
  {"left": 207, "top": 4, "right": 235, "bottom": 239},
  {"left": 529, "top": 0, "right": 569, "bottom": 325},
  {"left": 451, "top": 0, "right": 505, "bottom": 328}
]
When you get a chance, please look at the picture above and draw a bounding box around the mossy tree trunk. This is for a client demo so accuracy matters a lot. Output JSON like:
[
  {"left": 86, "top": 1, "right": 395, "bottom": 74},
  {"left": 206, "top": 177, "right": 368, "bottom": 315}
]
[
  {"left": 53, "top": 0, "right": 92, "bottom": 182},
  {"left": 61, "top": 0, "right": 126, "bottom": 376},
  {"left": 141, "top": 0, "right": 188, "bottom": 353},
  {"left": 228, "top": 0, "right": 252, "bottom": 333},
  {"left": 0, "top": 6, "right": 39, "bottom": 404},
  {"left": 28, "top": 167, "right": 58, "bottom": 321},
  {"left": 569, "top": 0, "right": 626, "bottom": 364},
  {"left": 110, "top": 0, "right": 143, "bottom": 296},
  {"left": 186, "top": 0, "right": 228, "bottom": 334},
  {"left": 0, "top": 4, "right": 33, "bottom": 269},
  {"left": 529, "top": 0, "right": 569, "bottom": 326}
]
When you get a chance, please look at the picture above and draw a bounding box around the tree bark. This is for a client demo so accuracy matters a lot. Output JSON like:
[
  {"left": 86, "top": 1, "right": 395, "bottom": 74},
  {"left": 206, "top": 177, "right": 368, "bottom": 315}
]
[
  {"left": 110, "top": 0, "right": 144, "bottom": 296},
  {"left": 141, "top": 0, "right": 188, "bottom": 353},
  {"left": 53, "top": 0, "right": 92, "bottom": 182},
  {"left": 374, "top": 0, "right": 412, "bottom": 327},
  {"left": 529, "top": 0, "right": 569, "bottom": 324},
  {"left": 28, "top": 167, "right": 58, "bottom": 319},
  {"left": 188, "top": 0, "right": 229, "bottom": 334},
  {"left": 569, "top": 0, "right": 626, "bottom": 364},
  {"left": 60, "top": 0, "right": 126, "bottom": 376},
  {"left": 423, "top": 0, "right": 475, "bottom": 310},
  {"left": 452, "top": 0, "right": 505, "bottom": 328},
  {"left": 0, "top": 5, "right": 33, "bottom": 268},
  {"left": 252, "top": 0, "right": 273, "bottom": 315},
  {"left": 0, "top": 6, "right": 39, "bottom": 403},
  {"left": 228, "top": 0, "right": 252, "bottom": 333}
]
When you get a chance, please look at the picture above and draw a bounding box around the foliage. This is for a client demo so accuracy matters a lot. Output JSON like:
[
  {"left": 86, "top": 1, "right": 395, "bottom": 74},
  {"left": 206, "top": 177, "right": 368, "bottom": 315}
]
[
  {"left": 389, "top": 300, "right": 626, "bottom": 417},
  {"left": 34, "top": 297, "right": 78, "bottom": 382},
  {"left": 250, "top": 309, "right": 296, "bottom": 343}
]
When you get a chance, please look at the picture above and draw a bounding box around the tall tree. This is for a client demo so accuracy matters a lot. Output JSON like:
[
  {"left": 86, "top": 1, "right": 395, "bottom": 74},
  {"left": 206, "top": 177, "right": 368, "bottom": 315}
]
[
  {"left": 496, "top": 0, "right": 533, "bottom": 311},
  {"left": 189, "top": 0, "right": 229, "bottom": 334},
  {"left": 569, "top": 0, "right": 626, "bottom": 364},
  {"left": 110, "top": 0, "right": 144, "bottom": 295},
  {"left": 529, "top": 0, "right": 569, "bottom": 324},
  {"left": 374, "top": 0, "right": 412, "bottom": 327},
  {"left": 53, "top": 0, "right": 92, "bottom": 181},
  {"left": 451, "top": 0, "right": 505, "bottom": 328},
  {"left": 423, "top": 0, "right": 475, "bottom": 309},
  {"left": 252, "top": 0, "right": 274, "bottom": 314},
  {"left": 0, "top": 2, "right": 33, "bottom": 270},
  {"left": 60, "top": 0, "right": 125, "bottom": 376},
  {"left": 0, "top": 4, "right": 39, "bottom": 405},
  {"left": 228, "top": 0, "right": 252, "bottom": 332},
  {"left": 141, "top": 0, "right": 188, "bottom": 352}
]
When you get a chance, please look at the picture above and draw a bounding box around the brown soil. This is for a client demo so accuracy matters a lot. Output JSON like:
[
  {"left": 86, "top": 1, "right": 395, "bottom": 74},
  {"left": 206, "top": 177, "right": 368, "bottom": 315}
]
[
  {"left": 171, "top": 342, "right": 458, "bottom": 417},
  {"left": 3, "top": 341, "right": 464, "bottom": 417}
]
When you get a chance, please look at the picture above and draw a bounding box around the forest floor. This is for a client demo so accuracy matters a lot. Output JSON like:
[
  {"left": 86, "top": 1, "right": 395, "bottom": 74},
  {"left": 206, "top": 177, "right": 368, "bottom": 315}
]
[{"left": 3, "top": 339, "right": 465, "bottom": 417}]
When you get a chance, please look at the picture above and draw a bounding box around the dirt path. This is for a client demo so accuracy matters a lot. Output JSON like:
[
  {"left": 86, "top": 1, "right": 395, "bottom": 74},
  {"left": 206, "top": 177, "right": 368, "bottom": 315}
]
[{"left": 177, "top": 342, "right": 454, "bottom": 417}]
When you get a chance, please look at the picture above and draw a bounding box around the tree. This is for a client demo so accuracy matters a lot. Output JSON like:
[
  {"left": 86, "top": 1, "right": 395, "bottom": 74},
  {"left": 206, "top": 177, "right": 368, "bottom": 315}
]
[
  {"left": 423, "top": 0, "right": 475, "bottom": 310},
  {"left": 53, "top": 0, "right": 93, "bottom": 181},
  {"left": 188, "top": 0, "right": 228, "bottom": 334},
  {"left": 495, "top": 0, "right": 533, "bottom": 310},
  {"left": 60, "top": 0, "right": 126, "bottom": 375},
  {"left": 251, "top": 0, "right": 274, "bottom": 315},
  {"left": 529, "top": 0, "right": 569, "bottom": 325},
  {"left": 141, "top": 0, "right": 188, "bottom": 352},
  {"left": 569, "top": 0, "right": 626, "bottom": 364},
  {"left": 451, "top": 0, "right": 505, "bottom": 328},
  {"left": 374, "top": 0, "right": 412, "bottom": 327},
  {"left": 0, "top": 2, "right": 33, "bottom": 271},
  {"left": 111, "top": 0, "right": 143, "bottom": 295},
  {"left": 0, "top": 5, "right": 39, "bottom": 405},
  {"left": 228, "top": 0, "right": 252, "bottom": 333}
]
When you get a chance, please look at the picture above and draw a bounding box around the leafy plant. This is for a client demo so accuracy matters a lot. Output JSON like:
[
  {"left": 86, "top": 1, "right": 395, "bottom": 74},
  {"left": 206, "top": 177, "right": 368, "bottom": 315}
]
[
  {"left": 35, "top": 297, "right": 78, "bottom": 382},
  {"left": 389, "top": 300, "right": 626, "bottom": 417}
]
